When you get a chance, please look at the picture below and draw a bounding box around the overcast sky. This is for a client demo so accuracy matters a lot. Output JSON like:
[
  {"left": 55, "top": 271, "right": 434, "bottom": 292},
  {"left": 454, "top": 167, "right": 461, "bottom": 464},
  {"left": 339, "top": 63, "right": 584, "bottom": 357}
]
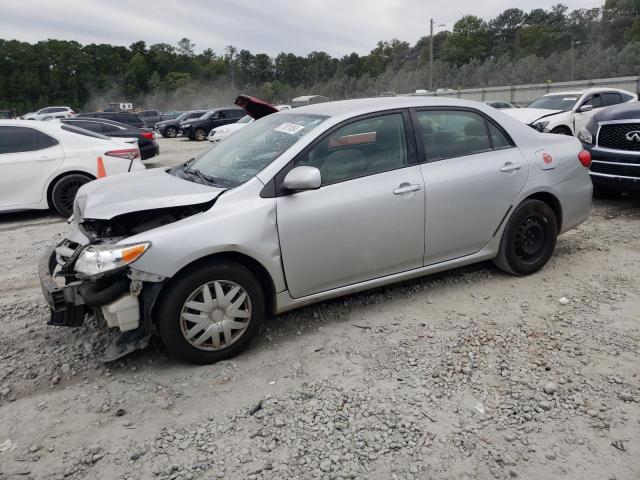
[{"left": 1, "top": 0, "right": 602, "bottom": 57}]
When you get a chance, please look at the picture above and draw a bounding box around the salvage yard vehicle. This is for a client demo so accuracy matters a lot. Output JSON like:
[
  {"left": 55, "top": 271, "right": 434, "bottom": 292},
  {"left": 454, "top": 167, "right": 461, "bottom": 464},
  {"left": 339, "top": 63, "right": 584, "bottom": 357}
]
[
  {"left": 0, "top": 109, "right": 17, "bottom": 119},
  {"left": 61, "top": 117, "right": 160, "bottom": 160},
  {"left": 39, "top": 97, "right": 593, "bottom": 364},
  {"left": 75, "top": 111, "right": 147, "bottom": 129},
  {"left": 207, "top": 96, "right": 284, "bottom": 143},
  {"left": 22, "top": 106, "right": 76, "bottom": 121},
  {"left": 504, "top": 88, "right": 637, "bottom": 136},
  {"left": 578, "top": 101, "right": 640, "bottom": 197},
  {"left": 155, "top": 110, "right": 207, "bottom": 138},
  {"left": 179, "top": 107, "right": 245, "bottom": 141},
  {"left": 0, "top": 120, "right": 144, "bottom": 216}
]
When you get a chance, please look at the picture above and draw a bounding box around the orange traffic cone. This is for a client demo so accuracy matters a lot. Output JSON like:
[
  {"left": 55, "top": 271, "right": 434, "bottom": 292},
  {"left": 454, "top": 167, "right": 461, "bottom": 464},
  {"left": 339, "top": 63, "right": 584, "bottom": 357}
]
[{"left": 97, "top": 156, "right": 107, "bottom": 178}]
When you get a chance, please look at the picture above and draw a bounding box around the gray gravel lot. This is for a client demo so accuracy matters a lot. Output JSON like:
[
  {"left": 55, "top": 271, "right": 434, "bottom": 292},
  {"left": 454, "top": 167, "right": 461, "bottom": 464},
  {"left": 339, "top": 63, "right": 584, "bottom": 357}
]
[{"left": 0, "top": 137, "right": 639, "bottom": 479}]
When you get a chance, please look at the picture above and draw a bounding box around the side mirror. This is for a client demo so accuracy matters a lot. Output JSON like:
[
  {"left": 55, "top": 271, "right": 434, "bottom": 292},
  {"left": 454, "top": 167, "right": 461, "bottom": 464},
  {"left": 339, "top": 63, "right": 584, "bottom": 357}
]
[
  {"left": 282, "top": 166, "right": 321, "bottom": 192},
  {"left": 578, "top": 104, "right": 594, "bottom": 113}
]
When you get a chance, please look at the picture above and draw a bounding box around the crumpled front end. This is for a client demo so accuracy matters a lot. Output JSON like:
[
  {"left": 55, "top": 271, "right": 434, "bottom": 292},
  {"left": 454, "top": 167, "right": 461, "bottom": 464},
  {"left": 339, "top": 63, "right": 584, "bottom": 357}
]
[{"left": 38, "top": 226, "right": 166, "bottom": 361}]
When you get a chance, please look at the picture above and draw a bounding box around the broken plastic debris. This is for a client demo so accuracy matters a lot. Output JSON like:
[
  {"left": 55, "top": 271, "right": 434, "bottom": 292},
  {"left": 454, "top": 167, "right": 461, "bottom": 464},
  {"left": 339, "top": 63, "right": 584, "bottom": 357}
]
[
  {"left": 0, "top": 439, "right": 17, "bottom": 452},
  {"left": 559, "top": 297, "right": 570, "bottom": 305},
  {"left": 474, "top": 402, "right": 486, "bottom": 414}
]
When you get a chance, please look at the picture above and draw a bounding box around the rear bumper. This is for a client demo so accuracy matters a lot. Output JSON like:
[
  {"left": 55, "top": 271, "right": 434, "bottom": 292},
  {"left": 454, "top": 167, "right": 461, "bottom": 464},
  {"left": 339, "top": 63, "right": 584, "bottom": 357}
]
[{"left": 140, "top": 140, "right": 160, "bottom": 160}]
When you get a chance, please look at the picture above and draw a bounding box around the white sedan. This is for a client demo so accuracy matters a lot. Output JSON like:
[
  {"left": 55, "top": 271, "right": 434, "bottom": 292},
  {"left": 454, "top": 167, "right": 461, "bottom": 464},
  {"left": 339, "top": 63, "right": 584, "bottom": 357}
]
[
  {"left": 504, "top": 88, "right": 637, "bottom": 136},
  {"left": 0, "top": 120, "right": 145, "bottom": 216}
]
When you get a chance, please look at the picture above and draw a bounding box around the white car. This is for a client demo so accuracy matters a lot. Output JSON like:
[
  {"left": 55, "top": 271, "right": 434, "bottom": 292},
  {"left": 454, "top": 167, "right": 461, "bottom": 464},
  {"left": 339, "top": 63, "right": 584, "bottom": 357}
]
[
  {"left": 503, "top": 88, "right": 637, "bottom": 136},
  {"left": 22, "top": 106, "right": 76, "bottom": 121},
  {"left": 208, "top": 105, "right": 293, "bottom": 142},
  {"left": 0, "top": 120, "right": 145, "bottom": 216}
]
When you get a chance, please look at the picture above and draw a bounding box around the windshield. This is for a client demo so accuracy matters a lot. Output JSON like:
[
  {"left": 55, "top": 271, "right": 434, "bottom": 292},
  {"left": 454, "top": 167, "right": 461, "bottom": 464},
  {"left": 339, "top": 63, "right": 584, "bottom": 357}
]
[
  {"left": 527, "top": 95, "right": 579, "bottom": 110},
  {"left": 171, "top": 113, "right": 327, "bottom": 188},
  {"left": 237, "top": 115, "right": 253, "bottom": 124}
]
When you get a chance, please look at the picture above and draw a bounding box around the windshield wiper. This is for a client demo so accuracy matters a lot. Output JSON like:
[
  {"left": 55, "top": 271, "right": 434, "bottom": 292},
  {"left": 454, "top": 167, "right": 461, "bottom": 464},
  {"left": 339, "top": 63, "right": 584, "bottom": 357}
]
[{"left": 185, "top": 167, "right": 219, "bottom": 185}]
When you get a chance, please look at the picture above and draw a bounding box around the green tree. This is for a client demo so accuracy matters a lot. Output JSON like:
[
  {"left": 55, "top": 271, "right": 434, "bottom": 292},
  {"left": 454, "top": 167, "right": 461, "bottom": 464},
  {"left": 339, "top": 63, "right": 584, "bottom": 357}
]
[{"left": 442, "top": 16, "right": 490, "bottom": 65}]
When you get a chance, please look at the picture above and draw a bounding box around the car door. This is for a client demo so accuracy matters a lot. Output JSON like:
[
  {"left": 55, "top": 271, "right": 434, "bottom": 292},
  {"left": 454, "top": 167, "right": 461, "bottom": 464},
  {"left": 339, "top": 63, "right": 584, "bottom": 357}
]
[
  {"left": 0, "top": 125, "right": 65, "bottom": 208},
  {"left": 573, "top": 93, "right": 602, "bottom": 133},
  {"left": 276, "top": 111, "right": 426, "bottom": 298},
  {"left": 413, "top": 108, "right": 529, "bottom": 265}
]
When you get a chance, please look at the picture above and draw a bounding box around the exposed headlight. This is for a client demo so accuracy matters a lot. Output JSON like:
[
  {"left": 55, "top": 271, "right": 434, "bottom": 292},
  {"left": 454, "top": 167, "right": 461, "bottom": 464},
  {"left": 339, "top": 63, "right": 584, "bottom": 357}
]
[
  {"left": 578, "top": 128, "right": 593, "bottom": 144},
  {"left": 75, "top": 242, "right": 150, "bottom": 276},
  {"left": 218, "top": 128, "right": 229, "bottom": 133},
  {"left": 531, "top": 121, "right": 549, "bottom": 132}
]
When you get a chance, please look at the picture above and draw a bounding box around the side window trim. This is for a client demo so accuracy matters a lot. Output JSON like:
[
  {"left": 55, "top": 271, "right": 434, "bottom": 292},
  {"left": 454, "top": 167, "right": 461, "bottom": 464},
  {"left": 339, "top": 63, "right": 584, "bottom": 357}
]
[
  {"left": 264, "top": 108, "right": 418, "bottom": 198},
  {"left": 409, "top": 106, "right": 515, "bottom": 164}
]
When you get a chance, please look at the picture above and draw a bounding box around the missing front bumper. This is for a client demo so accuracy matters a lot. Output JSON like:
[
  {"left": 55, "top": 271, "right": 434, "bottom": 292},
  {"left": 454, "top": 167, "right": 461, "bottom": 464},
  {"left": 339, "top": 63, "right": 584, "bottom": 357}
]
[{"left": 38, "top": 247, "right": 130, "bottom": 327}]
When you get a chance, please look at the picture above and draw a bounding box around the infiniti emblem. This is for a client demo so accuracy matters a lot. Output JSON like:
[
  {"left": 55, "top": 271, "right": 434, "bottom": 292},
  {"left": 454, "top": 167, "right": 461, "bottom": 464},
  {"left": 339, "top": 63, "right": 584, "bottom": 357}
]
[{"left": 626, "top": 131, "right": 640, "bottom": 142}]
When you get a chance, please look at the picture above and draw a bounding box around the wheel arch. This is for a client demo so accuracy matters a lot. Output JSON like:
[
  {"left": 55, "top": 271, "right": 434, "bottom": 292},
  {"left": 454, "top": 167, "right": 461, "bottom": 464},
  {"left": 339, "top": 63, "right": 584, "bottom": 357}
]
[
  {"left": 46, "top": 170, "right": 96, "bottom": 209},
  {"left": 550, "top": 125, "right": 573, "bottom": 135},
  {"left": 158, "top": 251, "right": 277, "bottom": 316},
  {"left": 523, "top": 191, "right": 563, "bottom": 231}
]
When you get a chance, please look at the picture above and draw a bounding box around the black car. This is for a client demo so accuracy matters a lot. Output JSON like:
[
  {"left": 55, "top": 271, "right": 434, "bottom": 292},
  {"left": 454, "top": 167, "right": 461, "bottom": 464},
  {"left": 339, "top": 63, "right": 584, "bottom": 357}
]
[
  {"left": 155, "top": 110, "right": 207, "bottom": 138},
  {"left": 160, "top": 110, "right": 183, "bottom": 121},
  {"left": 179, "top": 107, "right": 245, "bottom": 141},
  {"left": 139, "top": 110, "right": 162, "bottom": 126},
  {"left": 61, "top": 117, "right": 160, "bottom": 160},
  {"left": 579, "top": 102, "right": 640, "bottom": 197},
  {"left": 75, "top": 111, "right": 147, "bottom": 129},
  {"left": 0, "top": 109, "right": 17, "bottom": 119}
]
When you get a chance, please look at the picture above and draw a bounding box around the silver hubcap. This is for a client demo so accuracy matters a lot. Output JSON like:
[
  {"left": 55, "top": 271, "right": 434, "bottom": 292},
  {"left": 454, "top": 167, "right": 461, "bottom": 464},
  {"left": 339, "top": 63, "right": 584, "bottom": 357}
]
[{"left": 180, "top": 280, "right": 252, "bottom": 351}]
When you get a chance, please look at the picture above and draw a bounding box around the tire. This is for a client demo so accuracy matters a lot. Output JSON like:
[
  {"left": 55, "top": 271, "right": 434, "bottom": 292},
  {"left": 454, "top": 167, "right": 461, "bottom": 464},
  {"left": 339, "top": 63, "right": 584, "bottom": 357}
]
[
  {"left": 193, "top": 128, "right": 207, "bottom": 141},
  {"left": 50, "top": 174, "right": 92, "bottom": 217},
  {"left": 550, "top": 126, "right": 572, "bottom": 136},
  {"left": 156, "top": 261, "right": 265, "bottom": 364},
  {"left": 493, "top": 199, "right": 558, "bottom": 276},
  {"left": 164, "top": 126, "right": 177, "bottom": 138},
  {"left": 593, "top": 184, "right": 621, "bottom": 199}
]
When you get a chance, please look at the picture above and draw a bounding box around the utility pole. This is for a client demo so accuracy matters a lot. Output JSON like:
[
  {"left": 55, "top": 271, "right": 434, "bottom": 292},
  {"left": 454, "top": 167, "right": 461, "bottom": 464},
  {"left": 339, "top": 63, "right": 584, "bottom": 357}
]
[
  {"left": 429, "top": 18, "right": 434, "bottom": 92},
  {"left": 570, "top": 40, "right": 582, "bottom": 81}
]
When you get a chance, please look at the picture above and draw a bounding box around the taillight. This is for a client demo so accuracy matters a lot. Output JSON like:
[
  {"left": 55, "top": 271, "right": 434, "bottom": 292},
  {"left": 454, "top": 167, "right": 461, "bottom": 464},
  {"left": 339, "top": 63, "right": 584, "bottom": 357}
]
[
  {"left": 578, "top": 150, "right": 591, "bottom": 168},
  {"left": 69, "top": 110, "right": 75, "bottom": 115},
  {"left": 105, "top": 148, "right": 140, "bottom": 160},
  {"left": 141, "top": 131, "right": 155, "bottom": 140}
]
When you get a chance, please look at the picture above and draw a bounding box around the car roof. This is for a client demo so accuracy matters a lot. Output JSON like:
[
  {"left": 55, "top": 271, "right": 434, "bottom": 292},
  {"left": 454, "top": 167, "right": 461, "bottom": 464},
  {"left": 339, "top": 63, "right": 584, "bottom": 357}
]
[
  {"left": 283, "top": 96, "right": 506, "bottom": 119},
  {"left": 63, "top": 117, "right": 138, "bottom": 130},
  {"left": 542, "top": 88, "right": 631, "bottom": 97}
]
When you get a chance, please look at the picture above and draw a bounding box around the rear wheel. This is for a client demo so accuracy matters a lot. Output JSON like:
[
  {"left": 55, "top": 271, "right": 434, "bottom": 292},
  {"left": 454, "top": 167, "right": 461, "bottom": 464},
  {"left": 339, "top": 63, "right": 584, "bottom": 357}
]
[
  {"left": 164, "top": 126, "right": 178, "bottom": 138},
  {"left": 157, "top": 261, "right": 265, "bottom": 364},
  {"left": 493, "top": 199, "right": 558, "bottom": 276},
  {"left": 193, "top": 128, "right": 207, "bottom": 141},
  {"left": 50, "top": 174, "right": 92, "bottom": 216}
]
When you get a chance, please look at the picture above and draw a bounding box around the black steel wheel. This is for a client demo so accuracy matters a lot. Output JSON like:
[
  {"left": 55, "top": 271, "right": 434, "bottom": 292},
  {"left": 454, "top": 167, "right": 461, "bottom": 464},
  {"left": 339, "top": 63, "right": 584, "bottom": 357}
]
[{"left": 494, "top": 199, "right": 558, "bottom": 275}]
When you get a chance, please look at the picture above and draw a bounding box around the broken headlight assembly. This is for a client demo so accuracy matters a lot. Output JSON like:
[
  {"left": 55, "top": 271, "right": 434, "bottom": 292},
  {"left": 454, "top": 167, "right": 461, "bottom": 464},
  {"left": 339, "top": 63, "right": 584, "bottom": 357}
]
[
  {"left": 531, "top": 121, "right": 549, "bottom": 132},
  {"left": 75, "top": 242, "right": 151, "bottom": 276}
]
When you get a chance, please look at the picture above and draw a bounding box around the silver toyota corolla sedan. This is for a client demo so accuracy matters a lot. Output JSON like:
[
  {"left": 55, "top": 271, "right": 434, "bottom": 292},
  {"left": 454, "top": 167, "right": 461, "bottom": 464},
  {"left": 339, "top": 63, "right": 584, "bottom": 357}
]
[{"left": 40, "top": 97, "right": 593, "bottom": 364}]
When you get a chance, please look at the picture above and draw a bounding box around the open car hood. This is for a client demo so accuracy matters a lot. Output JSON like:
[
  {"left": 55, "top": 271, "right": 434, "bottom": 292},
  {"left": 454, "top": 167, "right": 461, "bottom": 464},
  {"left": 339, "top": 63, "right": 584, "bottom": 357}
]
[
  {"left": 75, "top": 168, "right": 225, "bottom": 220},
  {"left": 234, "top": 95, "right": 279, "bottom": 120},
  {"left": 502, "top": 108, "right": 563, "bottom": 125}
]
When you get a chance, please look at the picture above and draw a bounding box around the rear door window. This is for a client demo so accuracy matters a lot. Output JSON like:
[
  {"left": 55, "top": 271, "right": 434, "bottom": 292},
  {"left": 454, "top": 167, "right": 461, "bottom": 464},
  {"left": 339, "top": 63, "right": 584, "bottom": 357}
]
[
  {"left": 602, "top": 92, "right": 622, "bottom": 106},
  {"left": 0, "top": 126, "right": 37, "bottom": 153},
  {"left": 414, "top": 110, "right": 493, "bottom": 161}
]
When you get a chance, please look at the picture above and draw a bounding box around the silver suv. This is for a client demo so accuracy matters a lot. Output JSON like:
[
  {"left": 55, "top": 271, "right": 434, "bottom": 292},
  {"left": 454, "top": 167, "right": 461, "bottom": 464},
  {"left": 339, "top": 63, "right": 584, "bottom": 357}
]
[{"left": 40, "top": 97, "right": 593, "bottom": 364}]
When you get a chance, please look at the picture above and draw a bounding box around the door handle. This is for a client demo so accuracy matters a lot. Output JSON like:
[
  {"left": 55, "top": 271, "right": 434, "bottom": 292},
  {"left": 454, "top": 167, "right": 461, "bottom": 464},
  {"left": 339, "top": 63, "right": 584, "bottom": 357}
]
[
  {"left": 500, "top": 162, "right": 522, "bottom": 173},
  {"left": 35, "top": 156, "right": 52, "bottom": 162},
  {"left": 393, "top": 184, "right": 422, "bottom": 195}
]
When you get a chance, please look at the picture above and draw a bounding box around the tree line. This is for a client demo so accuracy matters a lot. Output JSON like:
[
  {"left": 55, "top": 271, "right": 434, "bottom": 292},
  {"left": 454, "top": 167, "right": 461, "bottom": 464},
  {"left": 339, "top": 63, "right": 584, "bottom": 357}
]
[{"left": 1, "top": 0, "right": 639, "bottom": 114}]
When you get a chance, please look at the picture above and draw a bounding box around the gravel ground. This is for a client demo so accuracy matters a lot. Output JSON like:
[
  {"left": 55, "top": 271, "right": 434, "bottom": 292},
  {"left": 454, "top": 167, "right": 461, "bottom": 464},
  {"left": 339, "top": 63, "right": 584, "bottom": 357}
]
[{"left": 0, "top": 138, "right": 639, "bottom": 479}]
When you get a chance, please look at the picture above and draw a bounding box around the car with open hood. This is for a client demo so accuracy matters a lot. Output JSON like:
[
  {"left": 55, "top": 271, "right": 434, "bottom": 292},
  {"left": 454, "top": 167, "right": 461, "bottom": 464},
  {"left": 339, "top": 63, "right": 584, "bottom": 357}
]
[
  {"left": 504, "top": 88, "right": 637, "bottom": 136},
  {"left": 207, "top": 96, "right": 282, "bottom": 143},
  {"left": 179, "top": 107, "right": 245, "bottom": 141},
  {"left": 39, "top": 96, "right": 593, "bottom": 364}
]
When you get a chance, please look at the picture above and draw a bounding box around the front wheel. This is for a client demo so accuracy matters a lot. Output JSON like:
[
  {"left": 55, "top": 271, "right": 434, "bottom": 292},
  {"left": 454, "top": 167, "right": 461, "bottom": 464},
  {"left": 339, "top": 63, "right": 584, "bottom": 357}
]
[
  {"left": 156, "top": 261, "right": 265, "bottom": 364},
  {"left": 50, "top": 174, "right": 92, "bottom": 216},
  {"left": 493, "top": 199, "right": 558, "bottom": 276},
  {"left": 550, "top": 126, "right": 572, "bottom": 136},
  {"left": 164, "top": 126, "right": 177, "bottom": 138},
  {"left": 192, "top": 128, "right": 207, "bottom": 141}
]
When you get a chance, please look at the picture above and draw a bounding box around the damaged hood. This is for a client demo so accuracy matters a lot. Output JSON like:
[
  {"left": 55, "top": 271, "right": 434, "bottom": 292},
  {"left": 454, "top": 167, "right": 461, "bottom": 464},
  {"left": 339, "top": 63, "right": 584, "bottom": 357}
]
[
  {"left": 75, "top": 168, "right": 226, "bottom": 220},
  {"left": 502, "top": 108, "right": 563, "bottom": 125}
]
